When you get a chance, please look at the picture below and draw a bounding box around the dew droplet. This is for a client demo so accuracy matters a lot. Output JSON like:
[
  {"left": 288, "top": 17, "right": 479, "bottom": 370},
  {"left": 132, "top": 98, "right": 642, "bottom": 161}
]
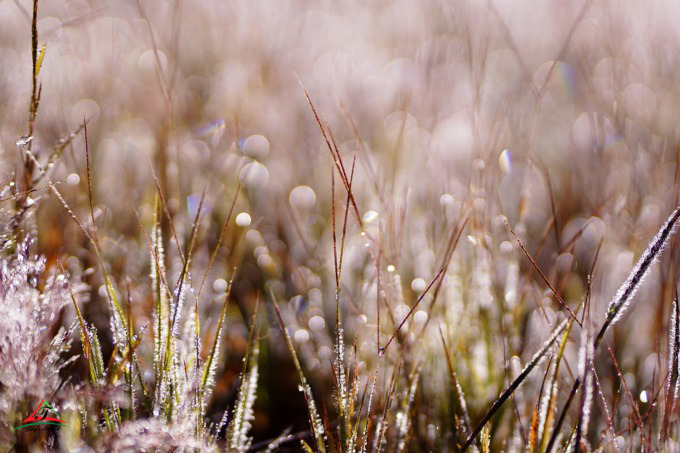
[
  {"left": 309, "top": 315, "right": 325, "bottom": 331},
  {"left": 414, "top": 310, "right": 428, "bottom": 324},
  {"left": 395, "top": 304, "right": 409, "bottom": 320},
  {"left": 242, "top": 134, "right": 270, "bottom": 159},
  {"left": 440, "top": 194, "right": 454, "bottom": 207},
  {"left": 213, "top": 278, "right": 228, "bottom": 293},
  {"left": 67, "top": 173, "right": 80, "bottom": 186},
  {"left": 235, "top": 212, "right": 251, "bottom": 227},
  {"left": 411, "top": 278, "right": 426, "bottom": 292},
  {"left": 294, "top": 329, "right": 309, "bottom": 343},
  {"left": 16, "top": 135, "right": 33, "bottom": 147},
  {"left": 256, "top": 254, "right": 271, "bottom": 267},
  {"left": 289, "top": 185, "right": 316, "bottom": 210},
  {"left": 240, "top": 161, "right": 269, "bottom": 189}
]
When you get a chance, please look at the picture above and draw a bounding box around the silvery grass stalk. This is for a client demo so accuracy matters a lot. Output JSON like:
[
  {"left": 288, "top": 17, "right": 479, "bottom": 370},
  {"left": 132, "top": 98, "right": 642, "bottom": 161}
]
[
  {"left": 271, "top": 294, "right": 326, "bottom": 452},
  {"left": 150, "top": 195, "right": 169, "bottom": 410},
  {"left": 395, "top": 368, "right": 421, "bottom": 453},
  {"left": 661, "top": 293, "right": 680, "bottom": 444},
  {"left": 573, "top": 326, "right": 594, "bottom": 452},
  {"left": 374, "top": 361, "right": 401, "bottom": 453},
  {"left": 358, "top": 363, "right": 381, "bottom": 453},
  {"left": 551, "top": 206, "right": 680, "bottom": 451},
  {"left": 227, "top": 302, "right": 260, "bottom": 453},
  {"left": 538, "top": 318, "right": 574, "bottom": 452},
  {"left": 595, "top": 206, "right": 680, "bottom": 349},
  {"left": 201, "top": 276, "right": 233, "bottom": 396},
  {"left": 439, "top": 323, "right": 473, "bottom": 444}
]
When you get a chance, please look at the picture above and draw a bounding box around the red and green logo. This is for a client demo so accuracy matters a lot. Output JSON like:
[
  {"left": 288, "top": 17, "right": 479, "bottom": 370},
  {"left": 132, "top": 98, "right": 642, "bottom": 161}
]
[{"left": 14, "top": 399, "right": 68, "bottom": 431}]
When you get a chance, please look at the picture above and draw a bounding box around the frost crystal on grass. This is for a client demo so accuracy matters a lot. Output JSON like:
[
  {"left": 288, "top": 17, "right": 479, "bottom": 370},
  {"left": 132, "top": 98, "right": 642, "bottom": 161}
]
[
  {"left": 335, "top": 325, "right": 348, "bottom": 414},
  {"left": 662, "top": 294, "right": 680, "bottom": 443},
  {"left": 0, "top": 238, "right": 82, "bottom": 409},
  {"left": 668, "top": 296, "right": 680, "bottom": 407},
  {"left": 151, "top": 211, "right": 169, "bottom": 379},
  {"left": 100, "top": 418, "right": 215, "bottom": 452},
  {"left": 603, "top": 207, "right": 680, "bottom": 331},
  {"left": 577, "top": 326, "right": 594, "bottom": 441},
  {"left": 228, "top": 345, "right": 259, "bottom": 452},
  {"left": 536, "top": 360, "right": 556, "bottom": 443},
  {"left": 396, "top": 369, "right": 420, "bottom": 453}
]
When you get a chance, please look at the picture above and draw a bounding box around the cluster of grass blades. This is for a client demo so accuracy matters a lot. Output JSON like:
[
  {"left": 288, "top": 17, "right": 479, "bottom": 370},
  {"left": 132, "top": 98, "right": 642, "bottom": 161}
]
[
  {"left": 460, "top": 207, "right": 680, "bottom": 451},
  {"left": 7, "top": 1, "right": 680, "bottom": 452},
  {"left": 4, "top": 5, "right": 260, "bottom": 446}
]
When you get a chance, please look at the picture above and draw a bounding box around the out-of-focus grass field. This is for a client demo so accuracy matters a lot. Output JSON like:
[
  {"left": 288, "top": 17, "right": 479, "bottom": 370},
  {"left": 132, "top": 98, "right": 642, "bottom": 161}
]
[{"left": 2, "top": 0, "right": 680, "bottom": 451}]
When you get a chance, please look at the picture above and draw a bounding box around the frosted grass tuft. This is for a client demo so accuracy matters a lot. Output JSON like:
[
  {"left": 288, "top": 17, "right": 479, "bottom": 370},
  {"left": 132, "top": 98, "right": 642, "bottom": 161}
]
[{"left": 0, "top": 238, "right": 83, "bottom": 408}]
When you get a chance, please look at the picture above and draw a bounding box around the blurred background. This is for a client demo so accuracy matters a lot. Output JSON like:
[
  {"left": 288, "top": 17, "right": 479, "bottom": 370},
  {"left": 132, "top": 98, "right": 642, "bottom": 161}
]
[{"left": 3, "top": 0, "right": 680, "bottom": 449}]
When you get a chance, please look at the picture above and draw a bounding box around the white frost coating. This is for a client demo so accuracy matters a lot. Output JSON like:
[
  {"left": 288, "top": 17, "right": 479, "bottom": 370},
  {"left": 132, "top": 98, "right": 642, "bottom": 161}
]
[
  {"left": 536, "top": 361, "right": 556, "bottom": 442},
  {"left": 0, "top": 237, "right": 82, "bottom": 408},
  {"left": 578, "top": 326, "right": 594, "bottom": 439},
  {"left": 151, "top": 215, "right": 169, "bottom": 414},
  {"left": 665, "top": 296, "right": 680, "bottom": 423},
  {"left": 396, "top": 370, "right": 420, "bottom": 453},
  {"left": 335, "top": 325, "right": 348, "bottom": 416},
  {"left": 299, "top": 379, "right": 325, "bottom": 440},
  {"left": 359, "top": 365, "right": 381, "bottom": 453},
  {"left": 605, "top": 207, "right": 680, "bottom": 326},
  {"left": 103, "top": 418, "right": 214, "bottom": 452},
  {"left": 229, "top": 346, "right": 259, "bottom": 452},
  {"left": 171, "top": 276, "right": 187, "bottom": 339},
  {"left": 668, "top": 296, "right": 680, "bottom": 411}
]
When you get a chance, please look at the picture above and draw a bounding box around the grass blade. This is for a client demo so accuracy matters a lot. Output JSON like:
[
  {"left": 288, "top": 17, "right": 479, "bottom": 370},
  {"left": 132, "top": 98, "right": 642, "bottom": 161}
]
[
  {"left": 201, "top": 273, "right": 234, "bottom": 390},
  {"left": 573, "top": 326, "right": 593, "bottom": 452},
  {"left": 462, "top": 317, "right": 571, "bottom": 451},
  {"left": 595, "top": 206, "right": 680, "bottom": 348},
  {"left": 228, "top": 298, "right": 260, "bottom": 452},
  {"left": 271, "top": 292, "right": 326, "bottom": 452},
  {"left": 661, "top": 291, "right": 680, "bottom": 443}
]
